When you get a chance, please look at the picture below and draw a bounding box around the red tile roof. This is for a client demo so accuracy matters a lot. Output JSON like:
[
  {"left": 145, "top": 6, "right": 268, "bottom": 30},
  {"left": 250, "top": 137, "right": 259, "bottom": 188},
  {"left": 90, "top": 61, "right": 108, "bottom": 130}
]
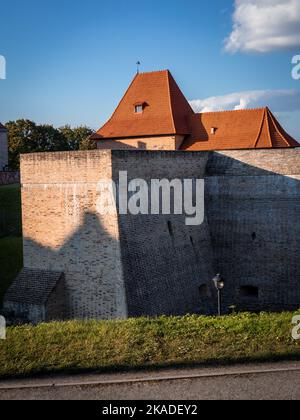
[
  {"left": 92, "top": 70, "right": 299, "bottom": 150},
  {"left": 181, "top": 107, "right": 299, "bottom": 150},
  {"left": 91, "top": 70, "right": 194, "bottom": 139}
]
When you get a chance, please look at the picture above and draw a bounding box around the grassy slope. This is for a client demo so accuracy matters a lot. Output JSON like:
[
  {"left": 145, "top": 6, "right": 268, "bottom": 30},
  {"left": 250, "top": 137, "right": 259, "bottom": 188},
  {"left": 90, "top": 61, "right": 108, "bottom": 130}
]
[
  {"left": 0, "top": 312, "right": 299, "bottom": 378},
  {"left": 0, "top": 184, "right": 22, "bottom": 234},
  {"left": 0, "top": 237, "right": 23, "bottom": 304},
  {"left": 0, "top": 184, "right": 21, "bottom": 210},
  {"left": 0, "top": 184, "right": 23, "bottom": 305},
  {"left": 0, "top": 185, "right": 299, "bottom": 379}
]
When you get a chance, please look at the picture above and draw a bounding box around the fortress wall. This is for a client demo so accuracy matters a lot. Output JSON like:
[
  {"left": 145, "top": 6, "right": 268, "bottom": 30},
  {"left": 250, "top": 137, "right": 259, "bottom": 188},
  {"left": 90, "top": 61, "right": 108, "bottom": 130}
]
[
  {"left": 20, "top": 151, "right": 127, "bottom": 320},
  {"left": 111, "top": 151, "right": 215, "bottom": 316},
  {"left": 17, "top": 148, "right": 300, "bottom": 320},
  {"left": 206, "top": 149, "right": 300, "bottom": 176},
  {"left": 206, "top": 149, "right": 300, "bottom": 312}
]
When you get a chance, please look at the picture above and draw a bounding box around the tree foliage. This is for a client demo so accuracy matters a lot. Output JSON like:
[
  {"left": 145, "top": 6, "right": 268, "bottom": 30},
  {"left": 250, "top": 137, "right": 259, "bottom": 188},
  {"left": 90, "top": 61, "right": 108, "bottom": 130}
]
[
  {"left": 5, "top": 120, "right": 96, "bottom": 170},
  {"left": 58, "top": 125, "right": 94, "bottom": 151}
]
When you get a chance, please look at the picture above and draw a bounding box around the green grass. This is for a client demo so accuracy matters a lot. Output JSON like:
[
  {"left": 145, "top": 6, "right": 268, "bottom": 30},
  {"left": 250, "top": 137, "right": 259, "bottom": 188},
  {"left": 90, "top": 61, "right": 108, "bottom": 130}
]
[
  {"left": 0, "top": 236, "right": 23, "bottom": 305},
  {"left": 0, "top": 184, "right": 23, "bottom": 305},
  {"left": 0, "top": 312, "right": 299, "bottom": 378},
  {"left": 0, "top": 185, "right": 299, "bottom": 379},
  {"left": 0, "top": 184, "right": 21, "bottom": 213},
  {"left": 0, "top": 184, "right": 22, "bottom": 237}
]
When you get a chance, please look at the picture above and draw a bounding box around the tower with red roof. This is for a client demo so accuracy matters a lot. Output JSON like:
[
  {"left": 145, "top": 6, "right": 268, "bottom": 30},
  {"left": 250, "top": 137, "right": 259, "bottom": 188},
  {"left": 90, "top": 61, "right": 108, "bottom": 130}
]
[{"left": 91, "top": 70, "right": 299, "bottom": 151}]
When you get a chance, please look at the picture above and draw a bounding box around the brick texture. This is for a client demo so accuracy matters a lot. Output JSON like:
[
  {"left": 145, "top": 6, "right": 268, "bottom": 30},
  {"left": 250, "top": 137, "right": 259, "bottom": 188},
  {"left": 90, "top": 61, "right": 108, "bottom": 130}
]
[
  {"left": 4, "top": 268, "right": 65, "bottom": 324},
  {"left": 5, "top": 148, "right": 300, "bottom": 321},
  {"left": 20, "top": 151, "right": 127, "bottom": 320},
  {"left": 96, "top": 135, "right": 184, "bottom": 151},
  {"left": 206, "top": 149, "right": 300, "bottom": 313}
]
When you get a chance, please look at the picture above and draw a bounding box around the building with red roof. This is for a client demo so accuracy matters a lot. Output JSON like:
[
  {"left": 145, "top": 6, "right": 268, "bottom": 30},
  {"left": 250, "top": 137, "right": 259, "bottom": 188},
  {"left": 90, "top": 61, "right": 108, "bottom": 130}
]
[{"left": 92, "top": 70, "right": 298, "bottom": 151}]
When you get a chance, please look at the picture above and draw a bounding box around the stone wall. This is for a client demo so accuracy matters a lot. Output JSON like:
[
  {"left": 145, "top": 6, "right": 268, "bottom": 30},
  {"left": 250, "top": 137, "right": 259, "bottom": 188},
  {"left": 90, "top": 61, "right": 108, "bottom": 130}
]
[
  {"left": 45, "top": 276, "right": 66, "bottom": 322},
  {"left": 4, "top": 301, "right": 45, "bottom": 324},
  {"left": 206, "top": 149, "right": 300, "bottom": 312},
  {"left": 20, "top": 151, "right": 127, "bottom": 320},
  {"left": 16, "top": 148, "right": 300, "bottom": 319},
  {"left": 111, "top": 151, "right": 215, "bottom": 317},
  {"left": 0, "top": 172, "right": 20, "bottom": 186}
]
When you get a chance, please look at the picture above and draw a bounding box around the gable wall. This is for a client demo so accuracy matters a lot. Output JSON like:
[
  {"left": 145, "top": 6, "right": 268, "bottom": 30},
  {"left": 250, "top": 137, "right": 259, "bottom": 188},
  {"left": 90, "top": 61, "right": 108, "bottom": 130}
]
[{"left": 96, "top": 135, "right": 185, "bottom": 151}]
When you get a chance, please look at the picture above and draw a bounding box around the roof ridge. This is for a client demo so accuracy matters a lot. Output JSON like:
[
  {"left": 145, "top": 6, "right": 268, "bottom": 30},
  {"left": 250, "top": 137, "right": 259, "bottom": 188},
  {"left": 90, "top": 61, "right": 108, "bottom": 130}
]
[
  {"left": 138, "top": 69, "right": 169, "bottom": 75},
  {"left": 166, "top": 71, "right": 176, "bottom": 134},
  {"left": 195, "top": 107, "right": 268, "bottom": 115},
  {"left": 253, "top": 108, "right": 267, "bottom": 148},
  {"left": 93, "top": 69, "right": 180, "bottom": 139},
  {"left": 265, "top": 108, "right": 273, "bottom": 147},
  {"left": 95, "top": 73, "right": 139, "bottom": 135},
  {"left": 267, "top": 108, "right": 291, "bottom": 147}
]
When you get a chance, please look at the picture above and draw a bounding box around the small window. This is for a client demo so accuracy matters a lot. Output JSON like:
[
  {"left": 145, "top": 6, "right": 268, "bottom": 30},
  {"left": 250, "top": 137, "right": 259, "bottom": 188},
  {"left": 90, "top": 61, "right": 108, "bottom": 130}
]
[
  {"left": 135, "top": 105, "right": 144, "bottom": 114},
  {"left": 240, "top": 286, "right": 259, "bottom": 298},
  {"left": 211, "top": 127, "right": 217, "bottom": 135},
  {"left": 199, "top": 284, "right": 208, "bottom": 297}
]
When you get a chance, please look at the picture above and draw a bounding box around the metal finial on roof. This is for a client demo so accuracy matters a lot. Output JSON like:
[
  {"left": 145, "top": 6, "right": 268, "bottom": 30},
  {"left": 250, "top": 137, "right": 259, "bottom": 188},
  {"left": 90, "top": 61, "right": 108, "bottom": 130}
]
[{"left": 136, "top": 61, "right": 141, "bottom": 74}]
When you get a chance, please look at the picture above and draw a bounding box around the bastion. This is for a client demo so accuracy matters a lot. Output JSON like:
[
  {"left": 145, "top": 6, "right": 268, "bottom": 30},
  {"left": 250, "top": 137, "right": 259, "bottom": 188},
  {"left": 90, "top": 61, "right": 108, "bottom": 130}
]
[{"left": 4, "top": 148, "right": 300, "bottom": 323}]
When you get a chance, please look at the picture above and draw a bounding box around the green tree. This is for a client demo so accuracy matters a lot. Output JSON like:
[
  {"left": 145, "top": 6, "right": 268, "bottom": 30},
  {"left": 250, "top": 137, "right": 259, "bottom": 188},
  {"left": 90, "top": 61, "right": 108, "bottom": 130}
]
[
  {"left": 5, "top": 120, "right": 95, "bottom": 170},
  {"left": 58, "top": 126, "right": 94, "bottom": 151},
  {"left": 33, "top": 124, "right": 69, "bottom": 152},
  {"left": 6, "top": 120, "right": 38, "bottom": 170},
  {"left": 79, "top": 136, "right": 97, "bottom": 151}
]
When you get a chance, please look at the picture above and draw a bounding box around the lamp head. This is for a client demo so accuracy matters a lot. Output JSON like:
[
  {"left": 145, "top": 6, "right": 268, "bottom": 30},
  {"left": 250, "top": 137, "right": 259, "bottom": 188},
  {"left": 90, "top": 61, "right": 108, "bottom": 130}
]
[{"left": 213, "top": 274, "right": 225, "bottom": 290}]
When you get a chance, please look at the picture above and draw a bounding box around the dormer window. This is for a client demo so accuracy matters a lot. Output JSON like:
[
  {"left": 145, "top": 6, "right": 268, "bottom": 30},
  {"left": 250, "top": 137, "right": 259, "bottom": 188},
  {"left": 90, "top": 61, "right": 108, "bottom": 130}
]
[
  {"left": 134, "top": 102, "right": 148, "bottom": 114},
  {"left": 135, "top": 105, "right": 143, "bottom": 114}
]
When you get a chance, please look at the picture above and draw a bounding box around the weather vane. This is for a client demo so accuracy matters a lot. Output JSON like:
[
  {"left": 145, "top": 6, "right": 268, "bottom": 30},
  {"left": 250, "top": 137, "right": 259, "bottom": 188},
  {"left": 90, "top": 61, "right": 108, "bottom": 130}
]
[{"left": 136, "top": 61, "right": 141, "bottom": 74}]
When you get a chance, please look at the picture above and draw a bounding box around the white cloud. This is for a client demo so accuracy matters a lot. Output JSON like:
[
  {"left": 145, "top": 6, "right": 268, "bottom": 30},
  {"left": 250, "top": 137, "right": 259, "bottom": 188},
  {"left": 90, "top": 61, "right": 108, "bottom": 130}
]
[
  {"left": 189, "top": 89, "right": 300, "bottom": 113},
  {"left": 225, "top": 0, "right": 300, "bottom": 53},
  {"left": 189, "top": 89, "right": 300, "bottom": 139}
]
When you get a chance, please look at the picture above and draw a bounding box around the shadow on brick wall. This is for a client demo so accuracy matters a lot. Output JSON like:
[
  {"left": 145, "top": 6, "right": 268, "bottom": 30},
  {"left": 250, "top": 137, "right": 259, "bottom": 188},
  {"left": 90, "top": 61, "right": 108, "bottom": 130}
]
[{"left": 4, "top": 149, "right": 300, "bottom": 320}]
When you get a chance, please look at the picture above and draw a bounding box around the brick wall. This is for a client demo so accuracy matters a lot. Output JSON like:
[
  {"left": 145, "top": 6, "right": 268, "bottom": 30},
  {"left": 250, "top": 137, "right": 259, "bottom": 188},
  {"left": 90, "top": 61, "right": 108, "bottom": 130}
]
[
  {"left": 206, "top": 149, "right": 300, "bottom": 312},
  {"left": 21, "top": 151, "right": 127, "bottom": 320},
  {"left": 111, "top": 150, "right": 215, "bottom": 317},
  {"left": 45, "top": 276, "right": 66, "bottom": 322},
  {"left": 0, "top": 172, "right": 20, "bottom": 186},
  {"left": 18, "top": 148, "right": 300, "bottom": 319},
  {"left": 4, "top": 301, "right": 45, "bottom": 324}
]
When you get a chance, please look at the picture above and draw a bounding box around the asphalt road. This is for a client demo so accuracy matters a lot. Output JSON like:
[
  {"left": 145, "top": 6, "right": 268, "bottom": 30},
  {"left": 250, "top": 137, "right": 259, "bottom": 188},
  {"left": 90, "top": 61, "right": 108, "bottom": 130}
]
[{"left": 0, "top": 362, "right": 299, "bottom": 400}]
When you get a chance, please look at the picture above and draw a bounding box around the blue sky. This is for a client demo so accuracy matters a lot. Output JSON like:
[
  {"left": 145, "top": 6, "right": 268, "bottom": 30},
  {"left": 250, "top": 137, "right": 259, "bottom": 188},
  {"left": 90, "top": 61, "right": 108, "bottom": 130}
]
[{"left": 0, "top": 0, "right": 299, "bottom": 138}]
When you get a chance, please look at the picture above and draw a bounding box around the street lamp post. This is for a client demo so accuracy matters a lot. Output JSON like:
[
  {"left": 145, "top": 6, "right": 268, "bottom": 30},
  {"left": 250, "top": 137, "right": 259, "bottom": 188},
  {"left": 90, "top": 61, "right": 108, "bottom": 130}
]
[{"left": 213, "top": 274, "right": 225, "bottom": 316}]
